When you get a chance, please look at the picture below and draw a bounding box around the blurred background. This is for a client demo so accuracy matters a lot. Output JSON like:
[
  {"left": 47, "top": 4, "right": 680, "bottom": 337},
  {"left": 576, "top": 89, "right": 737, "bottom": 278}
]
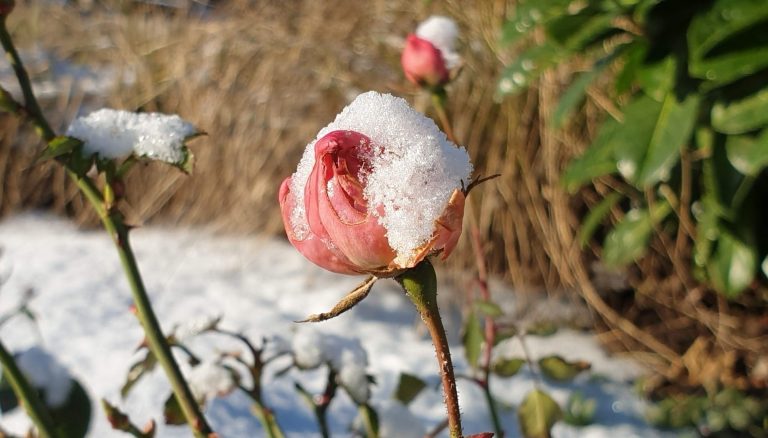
[{"left": 1, "top": 0, "right": 766, "bottom": 428}]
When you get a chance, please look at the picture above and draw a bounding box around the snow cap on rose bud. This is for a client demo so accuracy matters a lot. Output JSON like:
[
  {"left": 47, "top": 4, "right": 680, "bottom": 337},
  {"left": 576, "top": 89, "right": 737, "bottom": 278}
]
[
  {"left": 279, "top": 91, "right": 472, "bottom": 277},
  {"left": 401, "top": 15, "right": 460, "bottom": 88}
]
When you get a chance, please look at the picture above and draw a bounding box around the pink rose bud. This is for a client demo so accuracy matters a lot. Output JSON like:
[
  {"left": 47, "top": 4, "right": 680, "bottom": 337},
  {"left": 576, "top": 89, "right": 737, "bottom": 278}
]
[
  {"left": 280, "top": 92, "right": 472, "bottom": 277},
  {"left": 401, "top": 34, "right": 450, "bottom": 87},
  {"left": 401, "top": 16, "right": 460, "bottom": 88}
]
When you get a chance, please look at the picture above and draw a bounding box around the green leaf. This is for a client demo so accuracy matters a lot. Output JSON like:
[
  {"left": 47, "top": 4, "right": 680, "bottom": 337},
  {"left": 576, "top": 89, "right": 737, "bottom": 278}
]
[
  {"left": 725, "top": 129, "right": 768, "bottom": 176},
  {"left": 462, "top": 311, "right": 484, "bottom": 370},
  {"left": 636, "top": 55, "right": 677, "bottom": 102},
  {"left": 518, "top": 389, "right": 563, "bottom": 438},
  {"left": 393, "top": 373, "right": 427, "bottom": 406},
  {"left": 561, "top": 117, "right": 622, "bottom": 192},
  {"left": 613, "top": 93, "right": 699, "bottom": 187},
  {"left": 163, "top": 394, "right": 185, "bottom": 425},
  {"left": 546, "top": 6, "right": 617, "bottom": 52},
  {"left": 538, "top": 355, "right": 591, "bottom": 382},
  {"left": 602, "top": 202, "right": 672, "bottom": 267},
  {"left": 707, "top": 229, "right": 758, "bottom": 298},
  {"left": 712, "top": 86, "right": 768, "bottom": 135},
  {"left": 51, "top": 379, "right": 92, "bottom": 438},
  {"left": 578, "top": 192, "right": 623, "bottom": 248},
  {"left": 551, "top": 69, "right": 600, "bottom": 129},
  {"left": 475, "top": 299, "right": 503, "bottom": 318},
  {"left": 498, "top": 43, "right": 562, "bottom": 96},
  {"left": 615, "top": 41, "right": 647, "bottom": 94},
  {"left": 688, "top": 0, "right": 768, "bottom": 84},
  {"left": 564, "top": 392, "right": 597, "bottom": 426},
  {"left": 501, "top": 0, "right": 572, "bottom": 46},
  {"left": 491, "top": 358, "right": 526, "bottom": 377},
  {"left": 38, "top": 136, "right": 83, "bottom": 162},
  {"left": 121, "top": 351, "right": 157, "bottom": 398}
]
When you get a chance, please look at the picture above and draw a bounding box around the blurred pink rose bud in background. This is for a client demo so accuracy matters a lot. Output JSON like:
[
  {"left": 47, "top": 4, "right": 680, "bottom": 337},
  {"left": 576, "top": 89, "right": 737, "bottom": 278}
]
[
  {"left": 279, "top": 92, "right": 472, "bottom": 277},
  {"left": 401, "top": 15, "right": 460, "bottom": 88}
]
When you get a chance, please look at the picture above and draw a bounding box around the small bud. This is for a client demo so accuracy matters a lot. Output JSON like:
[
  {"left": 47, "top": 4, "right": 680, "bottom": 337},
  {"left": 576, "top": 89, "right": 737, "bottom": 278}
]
[
  {"left": 0, "top": 0, "right": 14, "bottom": 17},
  {"left": 142, "top": 419, "right": 156, "bottom": 437}
]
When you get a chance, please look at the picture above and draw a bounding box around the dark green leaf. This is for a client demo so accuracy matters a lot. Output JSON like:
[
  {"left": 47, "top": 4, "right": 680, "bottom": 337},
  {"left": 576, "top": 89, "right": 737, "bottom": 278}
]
[
  {"left": 518, "top": 389, "right": 563, "bottom": 438},
  {"left": 393, "top": 373, "right": 427, "bottom": 405},
  {"left": 475, "top": 299, "right": 503, "bottom": 318},
  {"left": 636, "top": 55, "right": 677, "bottom": 102},
  {"left": 501, "top": 0, "right": 572, "bottom": 46},
  {"left": 688, "top": 0, "right": 768, "bottom": 84},
  {"left": 546, "top": 6, "right": 617, "bottom": 52},
  {"left": 725, "top": 129, "right": 768, "bottom": 176},
  {"left": 707, "top": 229, "right": 758, "bottom": 298},
  {"left": 121, "top": 351, "right": 157, "bottom": 398},
  {"left": 163, "top": 394, "right": 185, "bottom": 425},
  {"left": 463, "top": 311, "right": 484, "bottom": 370},
  {"left": 615, "top": 42, "right": 647, "bottom": 94},
  {"left": 602, "top": 202, "right": 672, "bottom": 267},
  {"left": 578, "top": 192, "right": 623, "bottom": 248},
  {"left": 491, "top": 358, "right": 525, "bottom": 377},
  {"left": 561, "top": 117, "right": 621, "bottom": 192},
  {"left": 712, "top": 86, "right": 768, "bottom": 135},
  {"left": 51, "top": 379, "right": 92, "bottom": 438},
  {"left": 527, "top": 321, "right": 558, "bottom": 337},
  {"left": 613, "top": 93, "right": 699, "bottom": 187},
  {"left": 38, "top": 136, "right": 83, "bottom": 162},
  {"left": 538, "top": 355, "right": 591, "bottom": 382}
]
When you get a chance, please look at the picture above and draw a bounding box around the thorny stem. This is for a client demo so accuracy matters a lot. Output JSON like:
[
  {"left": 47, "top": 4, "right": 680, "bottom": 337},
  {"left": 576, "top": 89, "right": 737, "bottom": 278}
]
[
  {"left": 470, "top": 226, "right": 504, "bottom": 437},
  {"left": 397, "top": 260, "right": 463, "bottom": 438},
  {"left": 0, "top": 18, "right": 214, "bottom": 437},
  {"left": 0, "top": 340, "right": 60, "bottom": 438}
]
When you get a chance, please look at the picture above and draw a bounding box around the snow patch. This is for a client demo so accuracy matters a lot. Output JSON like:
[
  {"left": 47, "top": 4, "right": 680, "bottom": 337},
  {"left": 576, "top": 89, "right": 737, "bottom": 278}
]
[
  {"left": 66, "top": 109, "right": 196, "bottom": 163},
  {"left": 15, "top": 347, "right": 73, "bottom": 408},
  {"left": 416, "top": 15, "right": 461, "bottom": 69},
  {"left": 187, "top": 361, "right": 236, "bottom": 402}
]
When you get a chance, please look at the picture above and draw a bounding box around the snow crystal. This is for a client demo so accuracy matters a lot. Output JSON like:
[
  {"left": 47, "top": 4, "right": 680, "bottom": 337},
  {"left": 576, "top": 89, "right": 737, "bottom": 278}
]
[
  {"left": 66, "top": 108, "right": 196, "bottom": 163},
  {"left": 15, "top": 347, "right": 73, "bottom": 407},
  {"left": 288, "top": 92, "right": 472, "bottom": 266},
  {"left": 416, "top": 16, "right": 461, "bottom": 69},
  {"left": 187, "top": 361, "right": 236, "bottom": 402}
]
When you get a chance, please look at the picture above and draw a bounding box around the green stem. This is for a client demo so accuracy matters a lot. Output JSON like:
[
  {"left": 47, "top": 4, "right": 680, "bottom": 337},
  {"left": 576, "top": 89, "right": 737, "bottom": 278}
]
[
  {"left": 430, "top": 89, "right": 457, "bottom": 144},
  {"left": 0, "top": 18, "right": 213, "bottom": 437},
  {"left": 0, "top": 340, "right": 60, "bottom": 438},
  {"left": 0, "top": 18, "right": 54, "bottom": 141},
  {"left": 359, "top": 404, "right": 379, "bottom": 438},
  {"left": 397, "top": 260, "right": 463, "bottom": 438},
  {"left": 481, "top": 383, "right": 502, "bottom": 437},
  {"left": 251, "top": 400, "right": 286, "bottom": 438}
]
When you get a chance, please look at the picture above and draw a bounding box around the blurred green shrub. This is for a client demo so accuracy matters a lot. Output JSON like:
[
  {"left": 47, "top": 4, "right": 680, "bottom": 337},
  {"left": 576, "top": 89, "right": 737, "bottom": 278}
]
[{"left": 499, "top": 0, "right": 768, "bottom": 299}]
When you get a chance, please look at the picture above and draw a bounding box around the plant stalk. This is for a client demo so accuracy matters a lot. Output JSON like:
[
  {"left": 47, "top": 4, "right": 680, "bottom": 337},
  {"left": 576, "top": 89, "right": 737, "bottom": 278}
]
[
  {"left": 397, "top": 260, "right": 463, "bottom": 438},
  {"left": 0, "top": 19, "right": 213, "bottom": 437},
  {"left": 0, "top": 340, "right": 60, "bottom": 438},
  {"left": 431, "top": 89, "right": 457, "bottom": 144}
]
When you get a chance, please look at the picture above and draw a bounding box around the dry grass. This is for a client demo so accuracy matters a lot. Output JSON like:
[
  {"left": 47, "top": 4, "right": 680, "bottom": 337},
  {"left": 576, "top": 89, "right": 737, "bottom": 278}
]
[{"left": 2, "top": 1, "right": 765, "bottom": 390}]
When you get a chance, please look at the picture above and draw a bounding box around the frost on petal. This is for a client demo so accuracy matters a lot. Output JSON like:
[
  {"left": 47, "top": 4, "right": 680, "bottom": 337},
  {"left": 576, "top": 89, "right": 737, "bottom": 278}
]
[
  {"left": 66, "top": 108, "right": 197, "bottom": 167},
  {"left": 288, "top": 92, "right": 472, "bottom": 267},
  {"left": 416, "top": 15, "right": 461, "bottom": 69},
  {"left": 187, "top": 361, "right": 236, "bottom": 402},
  {"left": 15, "top": 347, "right": 73, "bottom": 407}
]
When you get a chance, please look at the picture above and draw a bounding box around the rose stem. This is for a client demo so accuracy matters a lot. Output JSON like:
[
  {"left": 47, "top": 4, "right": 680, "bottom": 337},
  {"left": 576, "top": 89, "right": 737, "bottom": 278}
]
[
  {"left": 0, "top": 19, "right": 214, "bottom": 437},
  {"left": 470, "top": 225, "right": 504, "bottom": 437},
  {"left": 430, "top": 88, "right": 457, "bottom": 144},
  {"left": 0, "top": 340, "right": 60, "bottom": 438},
  {"left": 397, "top": 260, "right": 463, "bottom": 438}
]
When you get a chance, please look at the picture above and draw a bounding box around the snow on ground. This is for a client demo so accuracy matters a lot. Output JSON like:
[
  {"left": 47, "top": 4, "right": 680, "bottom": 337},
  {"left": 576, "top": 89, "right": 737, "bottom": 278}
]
[{"left": 0, "top": 214, "right": 673, "bottom": 437}]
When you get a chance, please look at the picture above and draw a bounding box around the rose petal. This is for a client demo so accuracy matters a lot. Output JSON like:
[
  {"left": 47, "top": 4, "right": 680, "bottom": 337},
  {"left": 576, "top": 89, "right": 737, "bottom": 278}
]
[{"left": 279, "top": 177, "right": 360, "bottom": 274}]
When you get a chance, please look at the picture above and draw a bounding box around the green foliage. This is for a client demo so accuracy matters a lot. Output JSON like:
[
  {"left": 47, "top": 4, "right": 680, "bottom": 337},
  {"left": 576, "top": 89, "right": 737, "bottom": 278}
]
[
  {"left": 647, "top": 388, "right": 768, "bottom": 437},
  {"left": 518, "top": 388, "right": 563, "bottom": 438},
  {"left": 462, "top": 310, "right": 484, "bottom": 370},
  {"left": 393, "top": 373, "right": 427, "bottom": 405},
  {"left": 500, "top": 0, "right": 768, "bottom": 298},
  {"left": 564, "top": 392, "right": 597, "bottom": 426},
  {"left": 538, "top": 355, "right": 591, "bottom": 382},
  {"left": 491, "top": 358, "right": 526, "bottom": 378}
]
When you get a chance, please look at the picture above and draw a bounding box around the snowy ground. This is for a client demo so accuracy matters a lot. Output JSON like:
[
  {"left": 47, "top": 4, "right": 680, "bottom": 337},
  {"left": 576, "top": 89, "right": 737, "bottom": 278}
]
[{"left": 0, "top": 214, "right": 675, "bottom": 437}]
